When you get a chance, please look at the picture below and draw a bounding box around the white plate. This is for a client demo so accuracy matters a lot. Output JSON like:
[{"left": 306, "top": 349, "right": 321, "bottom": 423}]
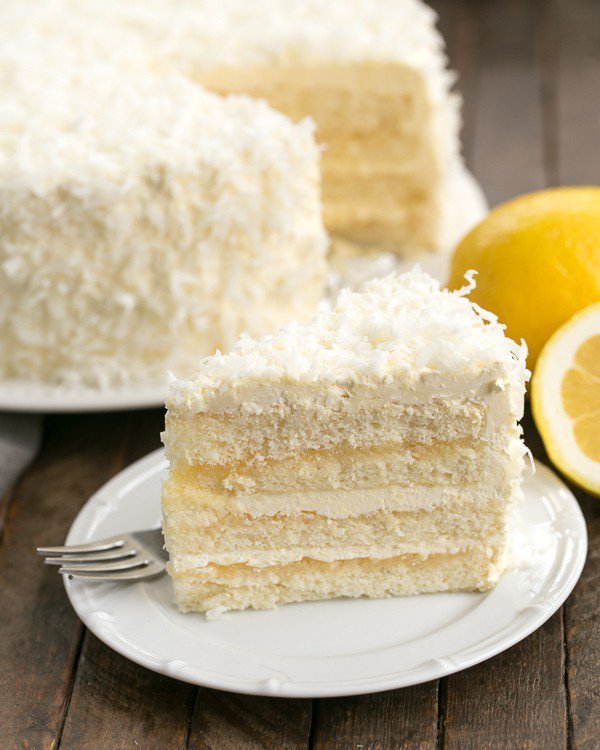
[
  {"left": 0, "top": 379, "right": 167, "bottom": 413},
  {"left": 63, "top": 450, "right": 587, "bottom": 698}
]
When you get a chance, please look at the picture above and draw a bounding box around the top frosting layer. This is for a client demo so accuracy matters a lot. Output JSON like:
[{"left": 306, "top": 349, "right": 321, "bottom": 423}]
[{"left": 167, "top": 269, "right": 529, "bottom": 414}]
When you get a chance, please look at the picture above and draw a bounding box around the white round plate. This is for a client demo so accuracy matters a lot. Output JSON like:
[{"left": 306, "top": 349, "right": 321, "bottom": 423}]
[
  {"left": 63, "top": 450, "right": 587, "bottom": 698},
  {"left": 0, "top": 379, "right": 167, "bottom": 413}
]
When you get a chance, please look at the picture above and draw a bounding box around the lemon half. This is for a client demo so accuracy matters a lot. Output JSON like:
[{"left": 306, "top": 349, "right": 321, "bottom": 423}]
[{"left": 532, "top": 302, "right": 600, "bottom": 495}]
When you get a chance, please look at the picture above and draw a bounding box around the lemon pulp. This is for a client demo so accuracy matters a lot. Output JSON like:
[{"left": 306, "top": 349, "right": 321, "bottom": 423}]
[{"left": 561, "top": 335, "right": 600, "bottom": 461}]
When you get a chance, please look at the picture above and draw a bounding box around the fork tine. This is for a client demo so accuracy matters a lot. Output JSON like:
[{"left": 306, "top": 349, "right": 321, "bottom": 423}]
[
  {"left": 37, "top": 537, "right": 125, "bottom": 556},
  {"left": 60, "top": 563, "right": 165, "bottom": 581},
  {"left": 44, "top": 549, "right": 138, "bottom": 565},
  {"left": 57, "top": 558, "right": 150, "bottom": 575}
]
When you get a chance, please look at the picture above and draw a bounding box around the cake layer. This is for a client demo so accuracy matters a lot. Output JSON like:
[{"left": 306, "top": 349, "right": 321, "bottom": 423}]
[
  {"left": 324, "top": 203, "right": 437, "bottom": 250},
  {"left": 163, "top": 436, "right": 525, "bottom": 517},
  {"left": 164, "top": 368, "right": 517, "bottom": 468},
  {"left": 163, "top": 481, "right": 513, "bottom": 522},
  {"left": 165, "top": 271, "right": 528, "bottom": 419},
  {"left": 323, "top": 178, "right": 432, "bottom": 215},
  {"left": 169, "top": 548, "right": 505, "bottom": 614},
  {"left": 163, "top": 497, "right": 512, "bottom": 567},
  {"left": 168, "top": 438, "right": 516, "bottom": 493}
]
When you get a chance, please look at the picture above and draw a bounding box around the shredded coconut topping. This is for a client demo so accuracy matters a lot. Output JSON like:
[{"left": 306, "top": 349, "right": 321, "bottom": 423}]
[
  {"left": 168, "top": 268, "right": 530, "bottom": 412},
  {"left": 0, "top": 63, "right": 326, "bottom": 387}
]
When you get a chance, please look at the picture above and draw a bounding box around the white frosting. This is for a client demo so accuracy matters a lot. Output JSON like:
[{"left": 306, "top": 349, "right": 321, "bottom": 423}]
[
  {"left": 167, "top": 268, "right": 529, "bottom": 414},
  {"left": 0, "top": 62, "right": 326, "bottom": 386}
]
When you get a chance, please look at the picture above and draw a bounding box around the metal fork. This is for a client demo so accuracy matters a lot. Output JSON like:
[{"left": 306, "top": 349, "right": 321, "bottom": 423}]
[{"left": 37, "top": 526, "right": 168, "bottom": 581}]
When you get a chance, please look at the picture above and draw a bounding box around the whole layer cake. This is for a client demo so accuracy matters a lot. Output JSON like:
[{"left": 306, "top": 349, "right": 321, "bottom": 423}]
[
  {"left": 4, "top": 0, "right": 474, "bottom": 257},
  {"left": 0, "top": 60, "right": 326, "bottom": 387},
  {"left": 162, "top": 269, "right": 529, "bottom": 614}
]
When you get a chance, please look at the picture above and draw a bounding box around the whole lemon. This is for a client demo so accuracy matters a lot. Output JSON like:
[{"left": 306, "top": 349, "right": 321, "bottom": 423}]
[{"left": 447, "top": 187, "right": 600, "bottom": 367}]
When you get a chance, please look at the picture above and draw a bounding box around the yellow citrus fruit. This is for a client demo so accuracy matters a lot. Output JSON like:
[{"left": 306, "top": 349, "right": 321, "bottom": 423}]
[
  {"left": 448, "top": 187, "right": 600, "bottom": 367},
  {"left": 532, "top": 302, "right": 600, "bottom": 495}
]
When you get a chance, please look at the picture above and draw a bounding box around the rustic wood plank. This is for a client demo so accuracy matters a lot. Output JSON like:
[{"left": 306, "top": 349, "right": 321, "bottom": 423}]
[
  {"left": 444, "top": 611, "right": 566, "bottom": 750},
  {"left": 564, "top": 491, "right": 600, "bottom": 750},
  {"left": 468, "top": 0, "right": 546, "bottom": 205},
  {"left": 0, "top": 486, "right": 16, "bottom": 540},
  {"left": 58, "top": 631, "right": 193, "bottom": 750},
  {"left": 187, "top": 689, "right": 311, "bottom": 750},
  {"left": 536, "top": 0, "right": 559, "bottom": 187},
  {"left": 431, "top": 0, "right": 480, "bottom": 166},
  {"left": 553, "top": 0, "right": 600, "bottom": 185},
  {"left": 310, "top": 684, "right": 439, "bottom": 750},
  {"left": 0, "top": 413, "right": 131, "bottom": 750}
]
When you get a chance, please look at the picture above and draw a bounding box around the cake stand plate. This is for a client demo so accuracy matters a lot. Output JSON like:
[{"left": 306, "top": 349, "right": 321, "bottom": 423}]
[
  {"left": 62, "top": 452, "right": 587, "bottom": 698},
  {"left": 0, "top": 379, "right": 167, "bottom": 413}
]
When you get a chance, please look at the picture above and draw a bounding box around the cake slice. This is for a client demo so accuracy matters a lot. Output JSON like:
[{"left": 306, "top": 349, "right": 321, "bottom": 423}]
[{"left": 161, "top": 269, "right": 529, "bottom": 614}]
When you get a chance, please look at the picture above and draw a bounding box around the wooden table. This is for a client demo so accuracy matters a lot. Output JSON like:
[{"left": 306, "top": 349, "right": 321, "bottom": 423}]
[{"left": 1, "top": 1, "right": 598, "bottom": 747}]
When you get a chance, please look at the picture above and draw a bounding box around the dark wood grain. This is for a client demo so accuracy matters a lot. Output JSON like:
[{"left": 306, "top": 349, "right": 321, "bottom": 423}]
[
  {"left": 564, "top": 493, "right": 600, "bottom": 750},
  {"left": 311, "top": 684, "right": 439, "bottom": 750},
  {"left": 444, "top": 611, "right": 567, "bottom": 750},
  {"left": 58, "top": 632, "right": 193, "bottom": 750},
  {"left": 553, "top": 0, "right": 600, "bottom": 186},
  {"left": 538, "top": 2, "right": 600, "bottom": 746},
  {"left": 468, "top": 0, "right": 546, "bottom": 205},
  {"left": 0, "top": 414, "right": 131, "bottom": 750},
  {"left": 188, "top": 689, "right": 312, "bottom": 750},
  {"left": 0, "top": 485, "right": 15, "bottom": 540},
  {"left": 432, "top": 0, "right": 480, "bottom": 168}
]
